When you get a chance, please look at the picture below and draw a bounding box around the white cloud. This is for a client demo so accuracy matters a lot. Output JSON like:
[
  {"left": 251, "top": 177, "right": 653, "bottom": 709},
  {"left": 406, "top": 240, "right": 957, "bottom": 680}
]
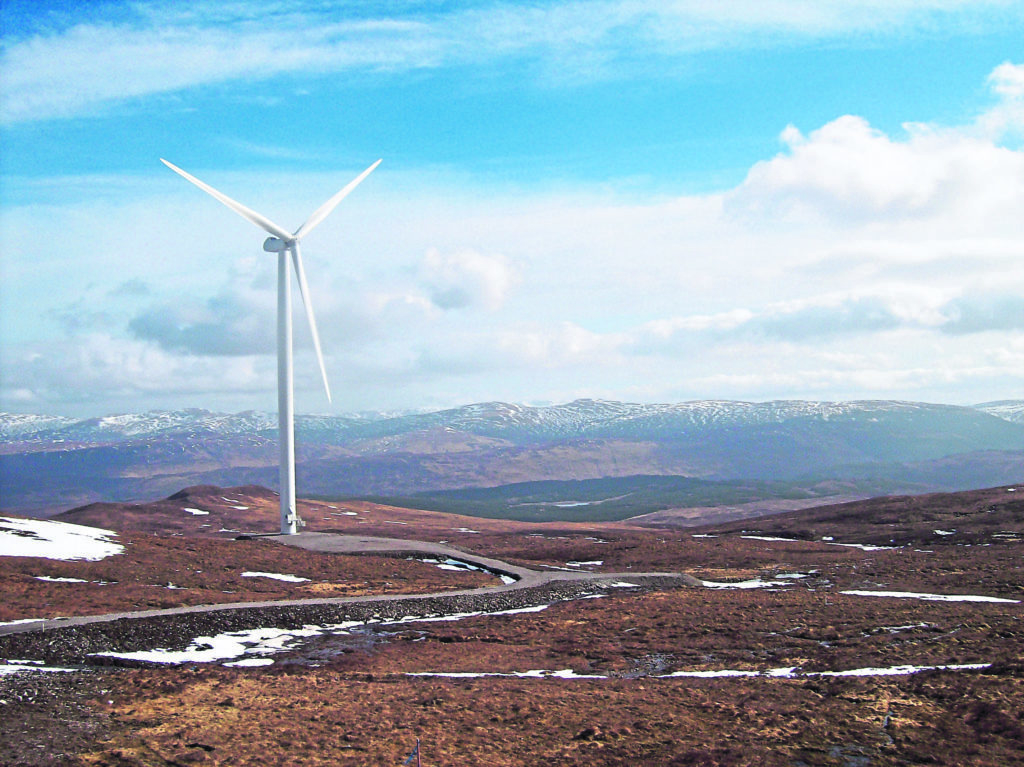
[
  {"left": 419, "top": 248, "right": 518, "bottom": 311},
  {"left": 642, "top": 310, "right": 756, "bottom": 338},
  {"left": 727, "top": 63, "right": 1024, "bottom": 227},
  {"left": 940, "top": 294, "right": 1024, "bottom": 334},
  {"left": 979, "top": 60, "right": 1024, "bottom": 140},
  {"left": 128, "top": 289, "right": 276, "bottom": 356},
  {"left": 0, "top": 333, "right": 272, "bottom": 410},
  {"left": 498, "top": 321, "right": 623, "bottom": 367},
  {"left": 988, "top": 60, "right": 1024, "bottom": 98},
  {"left": 727, "top": 115, "right": 1024, "bottom": 226}
]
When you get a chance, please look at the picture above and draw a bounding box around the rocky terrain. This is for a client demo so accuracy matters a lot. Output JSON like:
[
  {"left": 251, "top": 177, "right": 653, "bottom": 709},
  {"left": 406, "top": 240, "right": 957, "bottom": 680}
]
[{"left": 0, "top": 483, "right": 1021, "bottom": 765}]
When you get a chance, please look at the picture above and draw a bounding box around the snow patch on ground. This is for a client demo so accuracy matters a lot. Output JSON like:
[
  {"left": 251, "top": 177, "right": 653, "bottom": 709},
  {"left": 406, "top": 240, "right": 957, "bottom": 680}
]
[
  {"left": 701, "top": 578, "right": 790, "bottom": 590},
  {"left": 223, "top": 657, "right": 275, "bottom": 668},
  {"left": 877, "top": 623, "right": 930, "bottom": 634},
  {"left": 407, "top": 668, "right": 610, "bottom": 679},
  {"left": 93, "top": 627, "right": 324, "bottom": 665},
  {"left": 661, "top": 668, "right": 773, "bottom": 678},
  {"left": 660, "top": 663, "right": 989, "bottom": 679},
  {"left": 34, "top": 576, "right": 89, "bottom": 583},
  {"left": 34, "top": 575, "right": 114, "bottom": 585},
  {"left": 828, "top": 542, "right": 900, "bottom": 551},
  {"left": 89, "top": 604, "right": 556, "bottom": 667},
  {"left": 0, "top": 662, "right": 78, "bottom": 676},
  {"left": 241, "top": 571, "right": 310, "bottom": 583},
  {"left": 813, "top": 663, "right": 990, "bottom": 677},
  {"left": 182, "top": 507, "right": 210, "bottom": 516},
  {"left": 409, "top": 557, "right": 517, "bottom": 585},
  {"left": 842, "top": 590, "right": 1019, "bottom": 604},
  {"left": 406, "top": 663, "right": 990, "bottom": 681},
  {"left": 0, "top": 517, "right": 123, "bottom": 561},
  {"left": 406, "top": 604, "right": 551, "bottom": 624}
]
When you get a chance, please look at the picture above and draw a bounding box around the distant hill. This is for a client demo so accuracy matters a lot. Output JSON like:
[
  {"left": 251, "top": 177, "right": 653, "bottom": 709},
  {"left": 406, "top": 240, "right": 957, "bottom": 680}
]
[
  {"left": 690, "top": 483, "right": 1024, "bottom": 548},
  {"left": 6, "top": 398, "right": 1024, "bottom": 443},
  {"left": 2, "top": 399, "right": 1023, "bottom": 516}
]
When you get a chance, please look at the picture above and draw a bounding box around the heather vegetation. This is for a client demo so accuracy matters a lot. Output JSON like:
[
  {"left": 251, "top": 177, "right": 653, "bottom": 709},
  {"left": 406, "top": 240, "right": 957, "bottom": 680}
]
[{"left": 1, "top": 484, "right": 1022, "bottom": 765}]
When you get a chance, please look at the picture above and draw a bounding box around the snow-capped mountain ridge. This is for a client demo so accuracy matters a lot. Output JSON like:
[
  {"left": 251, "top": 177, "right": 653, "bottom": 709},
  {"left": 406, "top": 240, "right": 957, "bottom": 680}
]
[
  {"left": 341, "top": 398, "right": 1010, "bottom": 443},
  {"left": 4, "top": 398, "right": 1021, "bottom": 444},
  {"left": 4, "top": 399, "right": 1024, "bottom": 515},
  {"left": 392, "top": 398, "right": 938, "bottom": 438},
  {"left": 974, "top": 401, "right": 1024, "bottom": 425},
  {"left": 0, "top": 413, "right": 78, "bottom": 439}
]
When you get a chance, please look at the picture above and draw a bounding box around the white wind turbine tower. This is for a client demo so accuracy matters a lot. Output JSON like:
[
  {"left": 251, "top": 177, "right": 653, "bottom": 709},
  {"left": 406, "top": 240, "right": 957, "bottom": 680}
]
[{"left": 161, "top": 157, "right": 381, "bottom": 535}]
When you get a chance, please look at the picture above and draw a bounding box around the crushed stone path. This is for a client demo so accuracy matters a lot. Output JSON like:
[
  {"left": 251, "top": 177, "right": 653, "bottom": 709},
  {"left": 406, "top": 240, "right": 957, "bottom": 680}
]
[{"left": 0, "top": 532, "right": 699, "bottom": 662}]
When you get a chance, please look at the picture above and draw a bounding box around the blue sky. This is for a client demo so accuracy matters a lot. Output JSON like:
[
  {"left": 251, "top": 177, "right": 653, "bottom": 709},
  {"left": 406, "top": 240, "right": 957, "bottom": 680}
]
[{"left": 2, "top": 0, "right": 1023, "bottom": 417}]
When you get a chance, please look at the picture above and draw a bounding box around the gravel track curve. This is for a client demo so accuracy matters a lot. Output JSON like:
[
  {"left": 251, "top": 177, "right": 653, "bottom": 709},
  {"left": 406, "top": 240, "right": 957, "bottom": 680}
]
[{"left": 0, "top": 532, "right": 699, "bottom": 665}]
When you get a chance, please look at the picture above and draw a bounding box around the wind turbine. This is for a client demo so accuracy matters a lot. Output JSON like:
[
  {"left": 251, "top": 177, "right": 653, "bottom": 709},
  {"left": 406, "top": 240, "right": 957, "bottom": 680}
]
[{"left": 161, "top": 157, "right": 381, "bottom": 534}]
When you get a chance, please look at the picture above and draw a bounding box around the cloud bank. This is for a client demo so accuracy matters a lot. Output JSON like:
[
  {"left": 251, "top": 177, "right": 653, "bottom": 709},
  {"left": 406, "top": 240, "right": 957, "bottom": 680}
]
[{"left": 2, "top": 7, "right": 1023, "bottom": 415}]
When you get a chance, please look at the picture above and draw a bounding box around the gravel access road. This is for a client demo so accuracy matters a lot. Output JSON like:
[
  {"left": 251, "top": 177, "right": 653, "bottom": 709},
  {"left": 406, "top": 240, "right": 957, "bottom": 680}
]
[{"left": 0, "top": 532, "right": 699, "bottom": 664}]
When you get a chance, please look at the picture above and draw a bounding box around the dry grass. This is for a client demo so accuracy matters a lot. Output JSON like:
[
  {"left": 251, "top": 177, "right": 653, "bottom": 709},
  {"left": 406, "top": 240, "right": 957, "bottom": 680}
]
[{"left": 3, "top": 483, "right": 1023, "bottom": 765}]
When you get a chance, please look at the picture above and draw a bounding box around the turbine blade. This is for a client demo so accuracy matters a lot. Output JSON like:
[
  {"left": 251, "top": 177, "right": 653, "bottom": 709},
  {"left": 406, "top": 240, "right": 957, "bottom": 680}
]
[
  {"left": 292, "top": 159, "right": 381, "bottom": 242},
  {"left": 160, "top": 158, "right": 293, "bottom": 242},
  {"left": 290, "top": 244, "right": 332, "bottom": 403}
]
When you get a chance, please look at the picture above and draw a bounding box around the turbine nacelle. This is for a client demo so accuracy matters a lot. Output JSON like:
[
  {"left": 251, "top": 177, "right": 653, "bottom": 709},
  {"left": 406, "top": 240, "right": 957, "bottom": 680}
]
[{"left": 263, "top": 236, "right": 290, "bottom": 253}]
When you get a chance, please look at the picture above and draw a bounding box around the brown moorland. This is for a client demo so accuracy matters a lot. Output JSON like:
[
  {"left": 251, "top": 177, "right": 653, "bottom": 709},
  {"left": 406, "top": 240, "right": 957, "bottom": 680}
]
[
  {"left": 0, "top": 531, "right": 495, "bottom": 623},
  {"left": 1, "top": 483, "right": 1022, "bottom": 765}
]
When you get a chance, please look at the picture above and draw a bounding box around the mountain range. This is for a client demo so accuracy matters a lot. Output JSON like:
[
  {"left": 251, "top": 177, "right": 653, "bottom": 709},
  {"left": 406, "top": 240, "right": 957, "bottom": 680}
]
[{"left": 2, "top": 398, "right": 1023, "bottom": 516}]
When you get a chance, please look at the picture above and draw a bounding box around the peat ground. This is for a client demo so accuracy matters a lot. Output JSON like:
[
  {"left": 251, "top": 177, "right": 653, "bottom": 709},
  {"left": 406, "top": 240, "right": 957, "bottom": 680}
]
[{"left": 1, "top": 484, "right": 1022, "bottom": 765}]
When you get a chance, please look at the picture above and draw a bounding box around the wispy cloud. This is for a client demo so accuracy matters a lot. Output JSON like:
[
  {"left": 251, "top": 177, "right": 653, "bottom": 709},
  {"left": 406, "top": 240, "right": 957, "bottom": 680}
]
[
  {"left": 3, "top": 0, "right": 1019, "bottom": 124},
  {"left": 221, "top": 139, "right": 327, "bottom": 162},
  {"left": 629, "top": 290, "right": 1024, "bottom": 351}
]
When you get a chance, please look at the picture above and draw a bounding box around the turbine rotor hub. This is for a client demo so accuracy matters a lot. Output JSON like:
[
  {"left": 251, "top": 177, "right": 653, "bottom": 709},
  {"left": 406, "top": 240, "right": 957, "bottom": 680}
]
[{"left": 263, "top": 236, "right": 289, "bottom": 252}]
